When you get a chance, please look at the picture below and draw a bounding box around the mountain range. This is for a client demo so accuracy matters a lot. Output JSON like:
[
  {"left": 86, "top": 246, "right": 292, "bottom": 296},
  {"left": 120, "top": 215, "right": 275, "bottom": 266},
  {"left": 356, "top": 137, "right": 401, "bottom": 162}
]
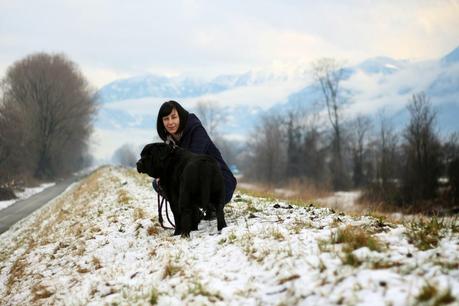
[{"left": 92, "top": 46, "right": 459, "bottom": 160}]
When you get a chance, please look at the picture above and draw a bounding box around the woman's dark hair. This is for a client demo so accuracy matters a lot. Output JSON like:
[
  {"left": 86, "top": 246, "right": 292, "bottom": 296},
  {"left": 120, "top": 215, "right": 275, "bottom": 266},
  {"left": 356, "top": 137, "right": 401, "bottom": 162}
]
[{"left": 156, "top": 100, "right": 189, "bottom": 141}]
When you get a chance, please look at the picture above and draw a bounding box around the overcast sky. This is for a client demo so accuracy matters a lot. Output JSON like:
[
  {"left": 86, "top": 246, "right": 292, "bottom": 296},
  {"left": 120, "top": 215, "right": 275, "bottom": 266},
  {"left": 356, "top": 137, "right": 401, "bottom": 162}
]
[{"left": 1, "top": 0, "right": 459, "bottom": 88}]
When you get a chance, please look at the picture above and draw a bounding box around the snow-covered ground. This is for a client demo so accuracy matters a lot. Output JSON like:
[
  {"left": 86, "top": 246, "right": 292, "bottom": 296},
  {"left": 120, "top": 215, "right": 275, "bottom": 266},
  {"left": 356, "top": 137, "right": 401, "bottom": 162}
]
[
  {"left": 0, "top": 166, "right": 458, "bottom": 305},
  {"left": 0, "top": 182, "right": 55, "bottom": 211}
]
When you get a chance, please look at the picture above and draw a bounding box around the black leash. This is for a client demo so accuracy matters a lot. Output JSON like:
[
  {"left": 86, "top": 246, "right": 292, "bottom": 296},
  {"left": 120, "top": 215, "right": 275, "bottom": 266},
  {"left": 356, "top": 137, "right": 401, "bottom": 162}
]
[{"left": 157, "top": 194, "right": 175, "bottom": 229}]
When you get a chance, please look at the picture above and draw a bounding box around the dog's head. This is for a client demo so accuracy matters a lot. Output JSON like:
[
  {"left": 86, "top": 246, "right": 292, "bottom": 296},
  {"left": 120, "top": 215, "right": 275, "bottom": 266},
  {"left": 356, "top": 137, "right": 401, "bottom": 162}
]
[{"left": 136, "top": 143, "right": 173, "bottom": 178}]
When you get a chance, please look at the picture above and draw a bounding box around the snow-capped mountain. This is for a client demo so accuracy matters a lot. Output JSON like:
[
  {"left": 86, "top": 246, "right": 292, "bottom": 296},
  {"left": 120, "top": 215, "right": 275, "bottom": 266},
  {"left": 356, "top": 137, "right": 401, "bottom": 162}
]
[
  {"left": 92, "top": 46, "right": 459, "bottom": 160},
  {"left": 356, "top": 56, "right": 409, "bottom": 75},
  {"left": 442, "top": 45, "right": 459, "bottom": 65},
  {"left": 97, "top": 70, "right": 300, "bottom": 104}
]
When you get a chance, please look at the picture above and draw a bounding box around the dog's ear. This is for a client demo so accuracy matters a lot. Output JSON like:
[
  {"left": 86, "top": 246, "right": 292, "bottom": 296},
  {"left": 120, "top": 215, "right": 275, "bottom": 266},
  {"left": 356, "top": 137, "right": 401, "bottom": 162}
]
[
  {"left": 158, "top": 143, "right": 173, "bottom": 160},
  {"left": 141, "top": 143, "right": 155, "bottom": 157}
]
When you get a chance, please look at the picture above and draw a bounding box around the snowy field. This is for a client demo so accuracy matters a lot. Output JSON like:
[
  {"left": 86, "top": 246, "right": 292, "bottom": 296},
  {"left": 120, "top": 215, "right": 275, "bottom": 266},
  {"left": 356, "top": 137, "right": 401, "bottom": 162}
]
[
  {"left": 0, "top": 182, "right": 56, "bottom": 211},
  {"left": 0, "top": 166, "right": 458, "bottom": 305}
]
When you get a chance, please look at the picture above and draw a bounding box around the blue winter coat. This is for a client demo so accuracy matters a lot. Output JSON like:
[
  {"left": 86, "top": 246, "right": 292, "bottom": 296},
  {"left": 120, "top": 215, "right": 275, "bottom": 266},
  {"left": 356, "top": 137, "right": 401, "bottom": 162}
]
[{"left": 175, "top": 113, "right": 237, "bottom": 204}]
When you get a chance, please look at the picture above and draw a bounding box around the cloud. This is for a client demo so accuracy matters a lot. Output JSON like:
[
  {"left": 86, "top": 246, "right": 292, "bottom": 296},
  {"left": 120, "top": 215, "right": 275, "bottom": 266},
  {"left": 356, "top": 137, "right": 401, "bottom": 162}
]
[
  {"left": 2, "top": 0, "right": 459, "bottom": 87},
  {"left": 342, "top": 60, "right": 447, "bottom": 120}
]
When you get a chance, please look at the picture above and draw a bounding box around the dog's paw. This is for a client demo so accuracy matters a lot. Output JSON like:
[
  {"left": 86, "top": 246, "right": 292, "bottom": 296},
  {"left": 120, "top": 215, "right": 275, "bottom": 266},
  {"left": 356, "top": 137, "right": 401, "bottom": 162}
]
[{"left": 181, "top": 232, "right": 190, "bottom": 239}]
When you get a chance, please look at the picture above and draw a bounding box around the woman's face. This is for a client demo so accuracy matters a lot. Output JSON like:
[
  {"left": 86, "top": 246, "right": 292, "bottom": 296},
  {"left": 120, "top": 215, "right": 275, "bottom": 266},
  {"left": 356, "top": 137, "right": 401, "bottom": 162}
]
[{"left": 162, "top": 108, "right": 180, "bottom": 135}]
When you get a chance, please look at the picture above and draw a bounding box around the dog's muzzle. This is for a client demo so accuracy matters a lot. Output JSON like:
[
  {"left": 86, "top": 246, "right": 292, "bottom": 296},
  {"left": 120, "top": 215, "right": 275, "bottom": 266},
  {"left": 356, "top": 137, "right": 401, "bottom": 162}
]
[{"left": 136, "top": 160, "right": 144, "bottom": 173}]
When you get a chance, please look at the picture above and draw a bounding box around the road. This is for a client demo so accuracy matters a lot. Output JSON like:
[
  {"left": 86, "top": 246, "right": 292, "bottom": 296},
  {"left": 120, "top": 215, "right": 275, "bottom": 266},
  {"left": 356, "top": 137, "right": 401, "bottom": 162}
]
[{"left": 0, "top": 175, "right": 83, "bottom": 234}]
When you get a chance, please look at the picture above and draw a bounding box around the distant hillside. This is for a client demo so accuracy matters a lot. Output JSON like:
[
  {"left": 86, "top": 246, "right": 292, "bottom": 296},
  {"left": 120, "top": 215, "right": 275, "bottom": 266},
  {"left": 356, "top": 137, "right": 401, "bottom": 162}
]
[{"left": 91, "top": 47, "right": 459, "bottom": 160}]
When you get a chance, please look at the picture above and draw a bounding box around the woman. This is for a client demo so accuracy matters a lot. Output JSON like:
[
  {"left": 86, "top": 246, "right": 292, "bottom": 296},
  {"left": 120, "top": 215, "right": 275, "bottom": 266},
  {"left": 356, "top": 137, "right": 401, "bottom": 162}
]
[{"left": 153, "top": 100, "right": 237, "bottom": 218}]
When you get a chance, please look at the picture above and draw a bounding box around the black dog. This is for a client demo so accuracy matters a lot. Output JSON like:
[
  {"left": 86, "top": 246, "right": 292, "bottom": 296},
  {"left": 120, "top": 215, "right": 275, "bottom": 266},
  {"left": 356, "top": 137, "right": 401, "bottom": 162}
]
[{"left": 136, "top": 143, "right": 227, "bottom": 237}]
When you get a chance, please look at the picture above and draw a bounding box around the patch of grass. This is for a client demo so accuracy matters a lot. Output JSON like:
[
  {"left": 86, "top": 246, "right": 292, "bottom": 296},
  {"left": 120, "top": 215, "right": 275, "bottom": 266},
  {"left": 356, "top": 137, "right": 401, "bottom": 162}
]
[
  {"left": 434, "top": 260, "right": 459, "bottom": 271},
  {"left": 6, "top": 257, "right": 28, "bottom": 295},
  {"left": 149, "top": 288, "right": 159, "bottom": 305},
  {"left": 125, "top": 167, "right": 151, "bottom": 186},
  {"left": 416, "top": 282, "right": 456, "bottom": 305},
  {"left": 76, "top": 265, "right": 90, "bottom": 273},
  {"left": 332, "top": 225, "right": 384, "bottom": 252},
  {"left": 162, "top": 259, "right": 183, "bottom": 279},
  {"left": 317, "top": 238, "right": 334, "bottom": 253},
  {"left": 365, "top": 212, "right": 396, "bottom": 232},
  {"left": 31, "top": 283, "right": 54, "bottom": 301},
  {"left": 188, "top": 279, "right": 223, "bottom": 302},
  {"left": 147, "top": 225, "right": 160, "bottom": 236},
  {"left": 219, "top": 232, "right": 238, "bottom": 245},
  {"left": 72, "top": 168, "right": 104, "bottom": 200},
  {"left": 290, "top": 217, "right": 312, "bottom": 234},
  {"left": 445, "top": 217, "right": 459, "bottom": 234},
  {"left": 92, "top": 256, "right": 102, "bottom": 270},
  {"left": 339, "top": 252, "right": 362, "bottom": 267},
  {"left": 133, "top": 207, "right": 146, "bottom": 220},
  {"left": 370, "top": 260, "right": 402, "bottom": 270},
  {"left": 269, "top": 227, "right": 285, "bottom": 241},
  {"left": 329, "top": 217, "right": 343, "bottom": 228},
  {"left": 117, "top": 189, "right": 132, "bottom": 204},
  {"left": 245, "top": 200, "right": 261, "bottom": 213},
  {"left": 405, "top": 217, "right": 446, "bottom": 251}
]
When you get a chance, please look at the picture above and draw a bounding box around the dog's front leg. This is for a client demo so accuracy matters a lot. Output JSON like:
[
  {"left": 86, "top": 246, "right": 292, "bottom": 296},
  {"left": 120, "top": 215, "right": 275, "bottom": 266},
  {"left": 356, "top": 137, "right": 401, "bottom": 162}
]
[
  {"left": 179, "top": 193, "right": 192, "bottom": 238},
  {"left": 169, "top": 198, "right": 181, "bottom": 236},
  {"left": 216, "top": 203, "right": 227, "bottom": 231}
]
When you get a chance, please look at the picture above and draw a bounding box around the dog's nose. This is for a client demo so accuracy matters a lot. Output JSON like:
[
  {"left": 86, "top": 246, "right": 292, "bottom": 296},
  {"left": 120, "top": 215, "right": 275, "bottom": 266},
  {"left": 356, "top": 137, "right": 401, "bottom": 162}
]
[{"left": 136, "top": 160, "right": 143, "bottom": 173}]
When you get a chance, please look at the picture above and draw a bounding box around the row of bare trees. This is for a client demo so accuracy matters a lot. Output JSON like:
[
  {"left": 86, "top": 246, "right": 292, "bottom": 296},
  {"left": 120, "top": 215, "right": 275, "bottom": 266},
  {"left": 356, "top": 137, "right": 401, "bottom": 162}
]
[
  {"left": 243, "top": 58, "right": 458, "bottom": 206},
  {"left": 0, "top": 53, "right": 97, "bottom": 193}
]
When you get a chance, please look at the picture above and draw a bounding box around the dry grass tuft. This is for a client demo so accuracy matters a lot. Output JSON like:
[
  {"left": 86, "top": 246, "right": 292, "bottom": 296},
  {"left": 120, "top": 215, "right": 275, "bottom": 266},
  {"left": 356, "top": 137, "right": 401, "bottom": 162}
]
[
  {"left": 133, "top": 207, "right": 146, "bottom": 220},
  {"left": 150, "top": 288, "right": 159, "bottom": 305},
  {"left": 147, "top": 225, "right": 160, "bottom": 236},
  {"left": 188, "top": 279, "right": 223, "bottom": 302},
  {"left": 416, "top": 282, "right": 456, "bottom": 305},
  {"left": 31, "top": 283, "right": 54, "bottom": 301},
  {"left": 269, "top": 227, "right": 286, "bottom": 241},
  {"left": 332, "top": 225, "right": 384, "bottom": 252},
  {"left": 117, "top": 189, "right": 132, "bottom": 204},
  {"left": 162, "top": 259, "right": 183, "bottom": 279},
  {"left": 6, "top": 257, "right": 28, "bottom": 295},
  {"left": 92, "top": 256, "right": 102, "bottom": 270},
  {"left": 77, "top": 266, "right": 90, "bottom": 274},
  {"left": 405, "top": 217, "right": 447, "bottom": 251},
  {"left": 290, "top": 217, "right": 313, "bottom": 234}
]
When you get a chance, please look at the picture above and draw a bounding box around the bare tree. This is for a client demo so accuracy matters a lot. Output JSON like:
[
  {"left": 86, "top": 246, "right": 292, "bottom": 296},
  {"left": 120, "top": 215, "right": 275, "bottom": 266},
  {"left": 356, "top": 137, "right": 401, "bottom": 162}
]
[
  {"left": 285, "top": 110, "right": 304, "bottom": 179},
  {"left": 401, "top": 92, "right": 442, "bottom": 202},
  {"left": 195, "top": 100, "right": 225, "bottom": 138},
  {"left": 377, "top": 114, "right": 400, "bottom": 188},
  {"left": 443, "top": 133, "right": 459, "bottom": 203},
  {"left": 361, "top": 112, "right": 401, "bottom": 204},
  {"left": 246, "top": 114, "right": 286, "bottom": 184},
  {"left": 312, "top": 58, "right": 350, "bottom": 189},
  {"left": 0, "top": 93, "right": 32, "bottom": 186},
  {"left": 349, "top": 115, "right": 372, "bottom": 187},
  {"left": 112, "top": 144, "right": 137, "bottom": 167},
  {"left": 1, "top": 52, "right": 97, "bottom": 180}
]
